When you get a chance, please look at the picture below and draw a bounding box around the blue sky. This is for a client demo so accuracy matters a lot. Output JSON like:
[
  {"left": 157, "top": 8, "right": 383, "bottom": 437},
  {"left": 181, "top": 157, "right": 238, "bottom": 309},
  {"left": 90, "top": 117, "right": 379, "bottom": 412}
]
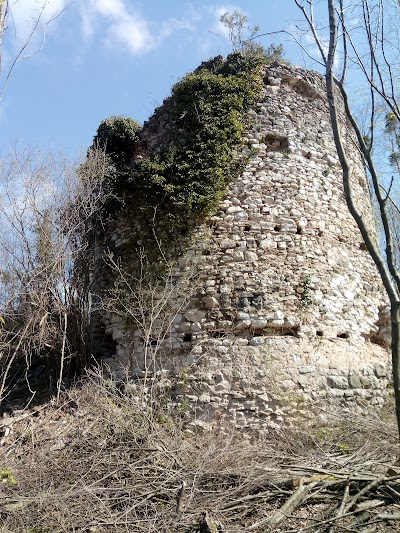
[{"left": 0, "top": 0, "right": 321, "bottom": 156}]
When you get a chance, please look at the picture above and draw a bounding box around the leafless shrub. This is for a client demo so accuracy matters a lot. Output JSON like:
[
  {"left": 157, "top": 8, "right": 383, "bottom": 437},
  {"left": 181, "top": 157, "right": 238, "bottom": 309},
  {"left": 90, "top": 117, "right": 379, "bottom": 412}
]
[
  {"left": 0, "top": 145, "right": 111, "bottom": 405},
  {"left": 103, "top": 246, "right": 200, "bottom": 380}
]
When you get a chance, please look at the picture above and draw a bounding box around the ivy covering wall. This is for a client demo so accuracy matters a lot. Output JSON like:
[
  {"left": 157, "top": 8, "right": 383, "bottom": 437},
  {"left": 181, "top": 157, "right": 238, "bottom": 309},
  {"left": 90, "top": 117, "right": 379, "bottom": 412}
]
[{"left": 92, "top": 51, "right": 268, "bottom": 229}]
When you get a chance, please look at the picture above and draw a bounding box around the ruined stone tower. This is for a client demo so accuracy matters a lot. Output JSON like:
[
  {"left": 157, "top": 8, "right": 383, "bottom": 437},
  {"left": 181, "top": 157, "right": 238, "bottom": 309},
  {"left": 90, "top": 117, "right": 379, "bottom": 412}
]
[{"left": 97, "top": 62, "right": 391, "bottom": 434}]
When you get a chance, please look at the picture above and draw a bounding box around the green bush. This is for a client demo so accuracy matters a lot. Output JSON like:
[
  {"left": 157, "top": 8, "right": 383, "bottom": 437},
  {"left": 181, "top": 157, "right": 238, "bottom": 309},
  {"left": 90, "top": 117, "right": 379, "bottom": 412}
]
[
  {"left": 264, "top": 43, "right": 286, "bottom": 63},
  {"left": 93, "top": 116, "right": 141, "bottom": 169}
]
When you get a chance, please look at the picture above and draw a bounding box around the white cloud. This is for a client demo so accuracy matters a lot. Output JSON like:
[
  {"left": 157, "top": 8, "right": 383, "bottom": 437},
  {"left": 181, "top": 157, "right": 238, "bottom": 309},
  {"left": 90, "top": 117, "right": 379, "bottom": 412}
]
[
  {"left": 79, "top": 0, "right": 194, "bottom": 56},
  {"left": 93, "top": 0, "right": 126, "bottom": 18},
  {"left": 107, "top": 14, "right": 153, "bottom": 54},
  {"left": 79, "top": 0, "right": 152, "bottom": 53}
]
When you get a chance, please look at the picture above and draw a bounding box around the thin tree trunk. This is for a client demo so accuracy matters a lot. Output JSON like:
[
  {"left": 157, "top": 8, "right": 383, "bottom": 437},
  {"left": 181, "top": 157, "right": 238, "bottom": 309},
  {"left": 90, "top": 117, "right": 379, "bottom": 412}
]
[
  {"left": 57, "top": 312, "right": 68, "bottom": 404},
  {"left": 325, "top": 0, "right": 400, "bottom": 440},
  {"left": 391, "top": 304, "right": 400, "bottom": 438}
]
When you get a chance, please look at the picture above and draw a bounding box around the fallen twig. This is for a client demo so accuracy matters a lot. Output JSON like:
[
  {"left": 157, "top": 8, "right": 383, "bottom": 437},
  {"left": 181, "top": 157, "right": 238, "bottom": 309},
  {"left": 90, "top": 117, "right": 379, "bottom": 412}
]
[
  {"left": 343, "top": 477, "right": 383, "bottom": 514},
  {"left": 263, "top": 478, "right": 319, "bottom": 531}
]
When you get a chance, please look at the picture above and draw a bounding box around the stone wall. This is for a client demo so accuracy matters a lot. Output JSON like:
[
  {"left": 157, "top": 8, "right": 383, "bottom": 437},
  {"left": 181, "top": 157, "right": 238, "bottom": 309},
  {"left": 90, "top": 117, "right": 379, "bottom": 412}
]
[{"left": 95, "top": 62, "right": 391, "bottom": 434}]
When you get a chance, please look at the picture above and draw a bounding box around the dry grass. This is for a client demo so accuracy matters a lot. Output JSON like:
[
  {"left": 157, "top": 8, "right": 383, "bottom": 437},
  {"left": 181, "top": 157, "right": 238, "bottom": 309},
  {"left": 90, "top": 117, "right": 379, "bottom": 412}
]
[{"left": 0, "top": 372, "right": 399, "bottom": 532}]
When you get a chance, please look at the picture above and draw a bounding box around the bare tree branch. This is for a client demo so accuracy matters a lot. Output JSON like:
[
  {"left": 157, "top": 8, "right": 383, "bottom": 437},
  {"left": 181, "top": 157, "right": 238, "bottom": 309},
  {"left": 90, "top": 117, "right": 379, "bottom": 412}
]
[{"left": 0, "top": 0, "right": 70, "bottom": 103}]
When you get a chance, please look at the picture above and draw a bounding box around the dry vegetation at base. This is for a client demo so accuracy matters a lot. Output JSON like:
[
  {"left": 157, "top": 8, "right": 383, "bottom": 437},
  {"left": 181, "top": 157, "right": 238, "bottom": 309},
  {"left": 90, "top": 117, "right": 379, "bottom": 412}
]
[{"left": 0, "top": 375, "right": 400, "bottom": 532}]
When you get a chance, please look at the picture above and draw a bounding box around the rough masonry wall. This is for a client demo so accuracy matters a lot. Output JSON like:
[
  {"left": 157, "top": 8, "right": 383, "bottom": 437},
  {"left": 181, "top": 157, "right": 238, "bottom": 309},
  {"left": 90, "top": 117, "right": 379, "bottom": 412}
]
[{"left": 98, "top": 63, "right": 391, "bottom": 435}]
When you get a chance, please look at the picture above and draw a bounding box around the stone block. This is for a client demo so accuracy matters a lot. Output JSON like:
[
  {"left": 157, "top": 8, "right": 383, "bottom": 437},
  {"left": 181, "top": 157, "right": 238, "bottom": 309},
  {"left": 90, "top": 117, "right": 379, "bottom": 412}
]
[
  {"left": 184, "top": 309, "right": 206, "bottom": 322},
  {"left": 226, "top": 206, "right": 243, "bottom": 214},
  {"left": 245, "top": 251, "right": 258, "bottom": 261},
  {"left": 243, "top": 401, "right": 257, "bottom": 411},
  {"left": 250, "top": 337, "right": 266, "bottom": 346},
  {"left": 251, "top": 318, "right": 268, "bottom": 329},
  {"left": 271, "top": 319, "right": 285, "bottom": 326},
  {"left": 259, "top": 239, "right": 276, "bottom": 249},
  {"left": 278, "top": 379, "right": 296, "bottom": 391},
  {"left": 349, "top": 373, "right": 362, "bottom": 389},
  {"left": 374, "top": 363, "right": 387, "bottom": 378},
  {"left": 112, "top": 330, "right": 125, "bottom": 341},
  {"left": 204, "top": 296, "right": 219, "bottom": 309},
  {"left": 298, "top": 365, "right": 316, "bottom": 374},
  {"left": 173, "top": 314, "right": 183, "bottom": 324},
  {"left": 362, "top": 365, "right": 375, "bottom": 376},
  {"left": 191, "top": 345, "right": 203, "bottom": 355},
  {"left": 360, "top": 375, "right": 372, "bottom": 388},
  {"left": 214, "top": 381, "right": 231, "bottom": 392},
  {"left": 179, "top": 322, "right": 192, "bottom": 334},
  {"left": 219, "top": 283, "right": 231, "bottom": 294},
  {"left": 234, "top": 321, "right": 249, "bottom": 332},
  {"left": 327, "top": 376, "right": 349, "bottom": 389},
  {"left": 230, "top": 251, "right": 245, "bottom": 261},
  {"left": 369, "top": 375, "right": 381, "bottom": 389},
  {"left": 220, "top": 238, "right": 236, "bottom": 249}
]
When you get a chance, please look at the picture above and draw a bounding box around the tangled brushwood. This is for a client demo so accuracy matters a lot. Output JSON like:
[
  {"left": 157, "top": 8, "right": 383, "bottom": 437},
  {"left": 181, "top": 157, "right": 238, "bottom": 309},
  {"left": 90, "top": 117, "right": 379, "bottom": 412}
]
[
  {"left": 0, "top": 372, "right": 400, "bottom": 532},
  {"left": 0, "top": 146, "right": 113, "bottom": 403}
]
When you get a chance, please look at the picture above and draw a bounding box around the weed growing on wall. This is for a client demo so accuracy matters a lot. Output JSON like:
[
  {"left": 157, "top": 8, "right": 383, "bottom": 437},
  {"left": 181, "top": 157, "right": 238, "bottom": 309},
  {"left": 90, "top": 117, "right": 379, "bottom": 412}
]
[{"left": 299, "top": 274, "right": 314, "bottom": 308}]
